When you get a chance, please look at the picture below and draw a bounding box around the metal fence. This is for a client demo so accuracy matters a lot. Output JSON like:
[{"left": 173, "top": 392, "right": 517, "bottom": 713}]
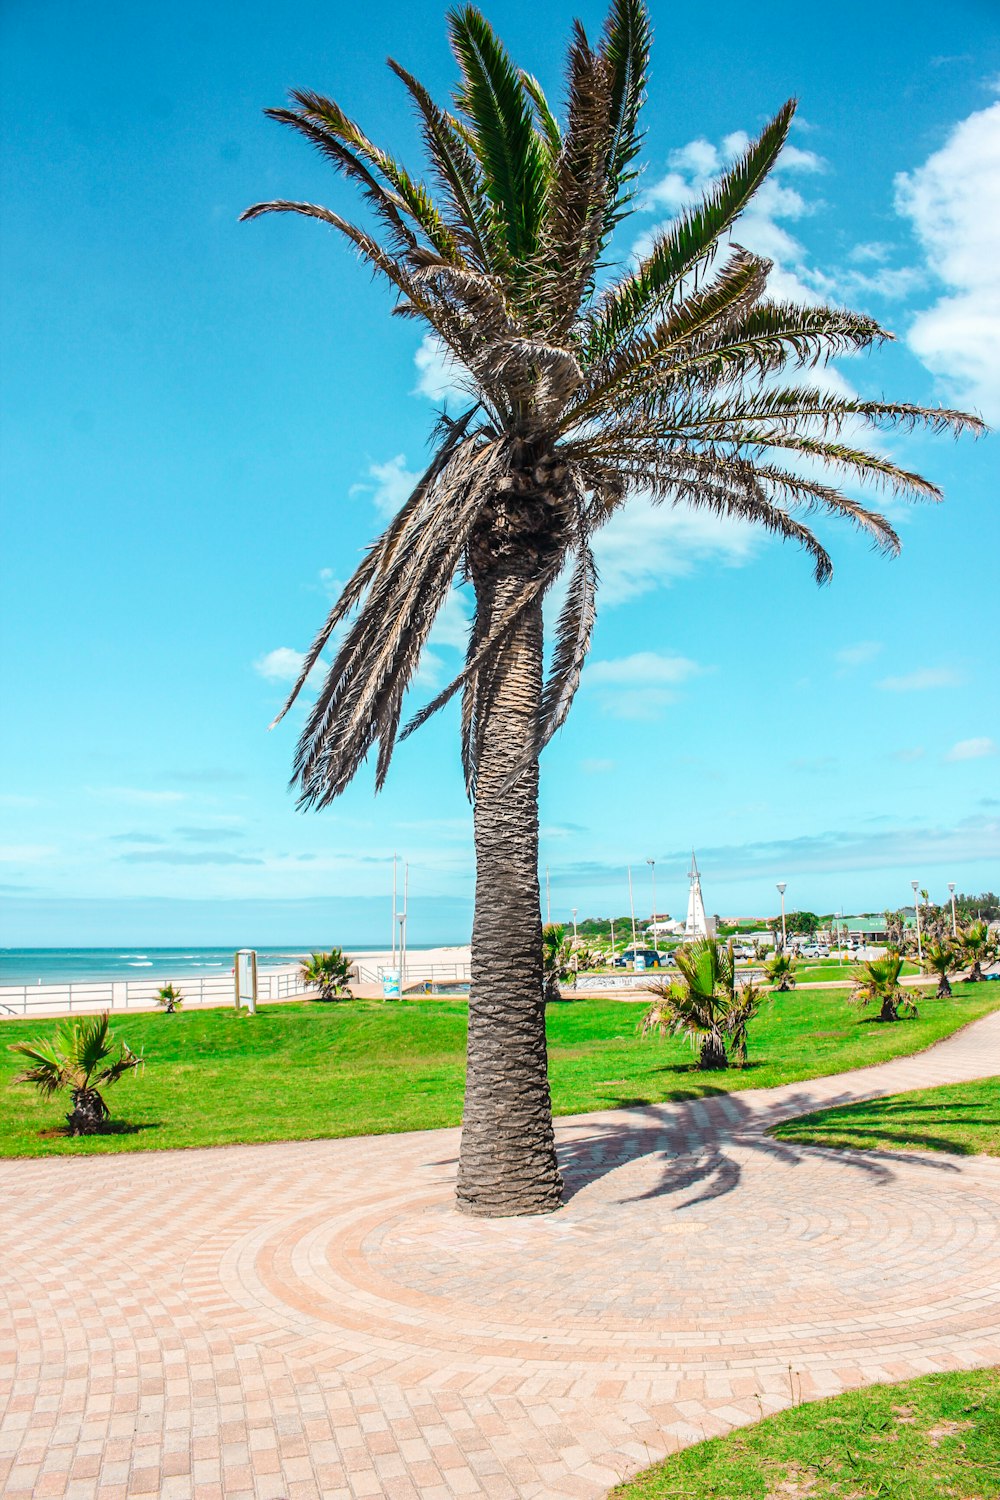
[
  {"left": 352, "top": 961, "right": 472, "bottom": 987},
  {"left": 0, "top": 966, "right": 306, "bottom": 1019}
]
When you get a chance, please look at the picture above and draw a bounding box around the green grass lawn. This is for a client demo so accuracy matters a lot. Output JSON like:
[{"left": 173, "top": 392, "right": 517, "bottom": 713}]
[
  {"left": 792, "top": 959, "right": 921, "bottom": 985},
  {"left": 1, "top": 983, "right": 997, "bottom": 1158},
  {"left": 610, "top": 1367, "right": 1000, "bottom": 1499},
  {"left": 773, "top": 1076, "right": 1000, "bottom": 1158}
]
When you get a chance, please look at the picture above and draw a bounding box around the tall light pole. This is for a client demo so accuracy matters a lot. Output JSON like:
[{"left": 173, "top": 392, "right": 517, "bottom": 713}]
[
  {"left": 627, "top": 865, "right": 638, "bottom": 966},
  {"left": 776, "top": 882, "right": 787, "bottom": 951},
  {"left": 646, "top": 858, "right": 657, "bottom": 955},
  {"left": 571, "top": 907, "right": 578, "bottom": 946},
  {"left": 911, "top": 879, "right": 923, "bottom": 962},
  {"left": 836, "top": 911, "right": 843, "bottom": 966},
  {"left": 610, "top": 915, "right": 616, "bottom": 960},
  {"left": 948, "top": 882, "right": 957, "bottom": 938}
]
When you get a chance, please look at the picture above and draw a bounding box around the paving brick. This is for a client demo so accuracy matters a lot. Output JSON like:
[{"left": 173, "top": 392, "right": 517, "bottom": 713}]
[{"left": 2, "top": 1010, "right": 999, "bottom": 1497}]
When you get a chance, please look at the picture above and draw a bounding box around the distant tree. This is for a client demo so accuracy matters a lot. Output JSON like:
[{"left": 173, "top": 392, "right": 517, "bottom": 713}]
[
  {"left": 785, "top": 910, "right": 819, "bottom": 936},
  {"left": 300, "top": 948, "right": 354, "bottom": 1000},
  {"left": 542, "top": 923, "right": 573, "bottom": 1002},
  {"left": 954, "top": 891, "right": 1000, "bottom": 923},
  {"left": 852, "top": 950, "right": 917, "bottom": 1023},
  {"left": 9, "top": 1013, "right": 143, "bottom": 1135},
  {"left": 155, "top": 983, "right": 184, "bottom": 1013}
]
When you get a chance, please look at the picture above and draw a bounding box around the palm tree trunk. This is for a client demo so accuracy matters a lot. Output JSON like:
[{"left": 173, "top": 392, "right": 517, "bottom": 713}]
[
  {"left": 937, "top": 975, "right": 952, "bottom": 998},
  {"left": 456, "top": 557, "right": 562, "bottom": 1218}
]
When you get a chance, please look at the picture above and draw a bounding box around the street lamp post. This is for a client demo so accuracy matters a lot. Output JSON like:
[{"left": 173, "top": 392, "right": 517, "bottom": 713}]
[
  {"left": 571, "top": 907, "right": 579, "bottom": 976},
  {"left": 836, "top": 911, "right": 843, "bottom": 966},
  {"left": 948, "top": 882, "right": 957, "bottom": 938},
  {"left": 647, "top": 858, "right": 657, "bottom": 957},
  {"left": 911, "top": 880, "right": 923, "bottom": 962},
  {"left": 627, "top": 865, "right": 638, "bottom": 967},
  {"left": 776, "top": 882, "right": 787, "bottom": 951}
]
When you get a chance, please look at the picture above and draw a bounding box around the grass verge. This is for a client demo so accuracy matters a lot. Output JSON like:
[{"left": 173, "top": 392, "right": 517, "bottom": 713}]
[
  {"left": 773, "top": 1075, "right": 1000, "bottom": 1158},
  {"left": 610, "top": 1366, "right": 999, "bottom": 1499},
  {"left": 1, "top": 984, "right": 997, "bottom": 1157}
]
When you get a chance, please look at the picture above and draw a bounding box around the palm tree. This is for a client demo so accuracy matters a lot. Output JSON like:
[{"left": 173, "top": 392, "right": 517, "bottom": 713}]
[
  {"left": 542, "top": 922, "right": 573, "bottom": 1001},
  {"left": 921, "top": 939, "right": 956, "bottom": 998},
  {"left": 243, "top": 2, "right": 981, "bottom": 1216},
  {"left": 642, "top": 937, "right": 763, "bottom": 1068},
  {"left": 155, "top": 983, "right": 184, "bottom": 1013},
  {"left": 852, "top": 949, "right": 917, "bottom": 1023},
  {"left": 764, "top": 950, "right": 797, "bottom": 991},
  {"left": 959, "top": 921, "right": 993, "bottom": 983},
  {"left": 9, "top": 1012, "right": 143, "bottom": 1135},
  {"left": 300, "top": 948, "right": 354, "bottom": 1000}
]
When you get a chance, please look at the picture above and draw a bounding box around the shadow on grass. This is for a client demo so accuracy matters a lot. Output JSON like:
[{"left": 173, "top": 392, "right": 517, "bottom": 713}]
[{"left": 37, "top": 1121, "right": 161, "bottom": 1140}]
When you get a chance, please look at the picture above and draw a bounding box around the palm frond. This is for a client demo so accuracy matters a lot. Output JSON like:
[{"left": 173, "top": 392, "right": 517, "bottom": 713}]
[
  {"left": 585, "top": 100, "right": 796, "bottom": 360},
  {"left": 599, "top": 0, "right": 651, "bottom": 238},
  {"left": 537, "top": 544, "right": 597, "bottom": 749},
  {"left": 521, "top": 71, "right": 562, "bottom": 157},
  {"left": 448, "top": 5, "right": 549, "bottom": 264}
]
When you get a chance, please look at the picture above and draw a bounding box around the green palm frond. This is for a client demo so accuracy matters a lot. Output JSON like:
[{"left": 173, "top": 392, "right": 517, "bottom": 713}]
[
  {"left": 599, "top": 0, "right": 651, "bottom": 238},
  {"left": 585, "top": 100, "right": 796, "bottom": 360},
  {"left": 448, "top": 5, "right": 549, "bottom": 265}
]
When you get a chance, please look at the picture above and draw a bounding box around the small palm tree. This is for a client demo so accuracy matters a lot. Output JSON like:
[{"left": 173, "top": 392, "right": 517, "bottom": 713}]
[
  {"left": 959, "top": 921, "right": 993, "bottom": 983},
  {"left": 642, "top": 937, "right": 762, "bottom": 1068},
  {"left": 243, "top": 1, "right": 981, "bottom": 1216},
  {"left": 852, "top": 949, "right": 917, "bottom": 1023},
  {"left": 764, "top": 951, "right": 797, "bottom": 992},
  {"left": 300, "top": 948, "right": 354, "bottom": 1000},
  {"left": 155, "top": 983, "right": 184, "bottom": 1013},
  {"left": 922, "top": 939, "right": 956, "bottom": 998},
  {"left": 9, "top": 1012, "right": 143, "bottom": 1135},
  {"left": 542, "top": 923, "right": 573, "bottom": 1001}
]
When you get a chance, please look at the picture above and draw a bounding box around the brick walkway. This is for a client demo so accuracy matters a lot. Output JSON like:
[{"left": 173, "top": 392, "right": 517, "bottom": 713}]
[{"left": 2, "top": 1013, "right": 999, "bottom": 1500}]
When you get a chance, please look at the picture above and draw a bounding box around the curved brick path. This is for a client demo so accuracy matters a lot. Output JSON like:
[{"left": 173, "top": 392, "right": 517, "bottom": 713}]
[{"left": 2, "top": 1013, "right": 999, "bottom": 1500}]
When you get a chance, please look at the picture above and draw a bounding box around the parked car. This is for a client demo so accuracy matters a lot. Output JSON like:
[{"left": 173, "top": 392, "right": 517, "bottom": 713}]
[{"left": 612, "top": 948, "right": 662, "bottom": 969}]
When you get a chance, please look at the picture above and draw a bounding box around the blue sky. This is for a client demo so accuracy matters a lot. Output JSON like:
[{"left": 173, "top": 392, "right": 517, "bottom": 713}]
[{"left": 2, "top": 0, "right": 998, "bottom": 948}]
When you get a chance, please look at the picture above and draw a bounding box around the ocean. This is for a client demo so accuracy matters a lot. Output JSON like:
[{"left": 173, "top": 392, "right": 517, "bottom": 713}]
[
  {"left": 0, "top": 945, "right": 448, "bottom": 986},
  {"left": 0, "top": 948, "right": 308, "bottom": 986}
]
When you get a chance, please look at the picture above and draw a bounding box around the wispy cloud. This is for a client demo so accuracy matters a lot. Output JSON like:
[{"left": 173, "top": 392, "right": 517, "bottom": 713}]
[
  {"left": 586, "top": 651, "right": 705, "bottom": 720},
  {"left": 892, "top": 746, "right": 925, "bottom": 763},
  {"left": 117, "top": 850, "right": 264, "bottom": 866},
  {"left": 877, "top": 667, "right": 963, "bottom": 692},
  {"left": 945, "top": 737, "right": 998, "bottom": 762},
  {"left": 834, "top": 640, "right": 883, "bottom": 671},
  {"left": 173, "top": 826, "right": 245, "bottom": 842},
  {"left": 87, "top": 787, "right": 186, "bottom": 805},
  {"left": 108, "top": 832, "right": 168, "bottom": 845},
  {"left": 0, "top": 844, "right": 57, "bottom": 863},
  {"left": 580, "top": 758, "right": 616, "bottom": 774},
  {"left": 593, "top": 497, "right": 761, "bottom": 605},
  {"left": 253, "top": 646, "right": 328, "bottom": 692},
  {"left": 354, "top": 453, "right": 419, "bottom": 519}
]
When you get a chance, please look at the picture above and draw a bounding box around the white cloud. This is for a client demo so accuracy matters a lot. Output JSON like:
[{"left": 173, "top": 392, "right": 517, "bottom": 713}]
[
  {"left": 0, "top": 844, "right": 56, "bottom": 863},
  {"left": 253, "top": 647, "right": 328, "bottom": 692},
  {"left": 892, "top": 746, "right": 925, "bottom": 763},
  {"left": 895, "top": 99, "right": 1000, "bottom": 420},
  {"left": 86, "top": 787, "right": 185, "bottom": 805},
  {"left": 428, "top": 586, "right": 471, "bottom": 651},
  {"left": 413, "top": 333, "right": 472, "bottom": 403},
  {"left": 253, "top": 647, "right": 306, "bottom": 683},
  {"left": 877, "top": 666, "right": 963, "bottom": 692},
  {"left": 593, "top": 496, "right": 761, "bottom": 605},
  {"left": 580, "top": 758, "right": 616, "bottom": 774},
  {"left": 586, "top": 651, "right": 704, "bottom": 718},
  {"left": 834, "top": 640, "right": 883, "bottom": 670},
  {"left": 945, "top": 737, "right": 998, "bottom": 762}
]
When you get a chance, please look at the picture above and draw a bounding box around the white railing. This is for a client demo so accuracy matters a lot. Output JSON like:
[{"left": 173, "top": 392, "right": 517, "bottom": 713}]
[
  {"left": 0, "top": 966, "right": 306, "bottom": 1018},
  {"left": 352, "top": 961, "right": 471, "bottom": 988}
]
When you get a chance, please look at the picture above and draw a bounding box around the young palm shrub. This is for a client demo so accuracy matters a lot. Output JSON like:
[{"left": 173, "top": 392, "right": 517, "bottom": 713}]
[
  {"left": 852, "top": 949, "right": 917, "bottom": 1023},
  {"left": 9, "top": 1012, "right": 143, "bottom": 1135},
  {"left": 764, "top": 951, "right": 797, "bottom": 991},
  {"left": 300, "top": 949, "right": 354, "bottom": 1000},
  {"left": 921, "top": 940, "right": 956, "bottom": 998},
  {"left": 155, "top": 983, "right": 184, "bottom": 1013},
  {"left": 542, "top": 923, "right": 573, "bottom": 1002},
  {"left": 641, "top": 937, "right": 763, "bottom": 1069},
  {"left": 243, "top": 2, "right": 981, "bottom": 1216},
  {"left": 959, "top": 921, "right": 993, "bottom": 983}
]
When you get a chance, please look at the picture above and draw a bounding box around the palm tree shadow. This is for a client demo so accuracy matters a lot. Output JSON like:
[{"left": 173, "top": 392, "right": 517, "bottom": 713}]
[{"left": 556, "top": 1085, "right": 963, "bottom": 1210}]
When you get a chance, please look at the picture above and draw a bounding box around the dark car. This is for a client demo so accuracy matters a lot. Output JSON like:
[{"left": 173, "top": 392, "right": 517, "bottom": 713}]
[{"left": 612, "top": 948, "right": 662, "bottom": 969}]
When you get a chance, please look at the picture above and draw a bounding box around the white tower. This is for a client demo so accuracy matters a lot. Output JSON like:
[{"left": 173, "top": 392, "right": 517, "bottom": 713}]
[{"left": 684, "top": 851, "right": 711, "bottom": 939}]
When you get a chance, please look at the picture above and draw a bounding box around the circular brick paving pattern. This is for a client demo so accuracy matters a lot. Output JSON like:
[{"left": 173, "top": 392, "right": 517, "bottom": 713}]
[{"left": 1, "top": 1013, "right": 999, "bottom": 1499}]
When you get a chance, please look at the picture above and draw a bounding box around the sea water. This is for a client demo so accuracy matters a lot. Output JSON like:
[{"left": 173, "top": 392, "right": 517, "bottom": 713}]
[{"left": 0, "top": 948, "right": 307, "bottom": 986}]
